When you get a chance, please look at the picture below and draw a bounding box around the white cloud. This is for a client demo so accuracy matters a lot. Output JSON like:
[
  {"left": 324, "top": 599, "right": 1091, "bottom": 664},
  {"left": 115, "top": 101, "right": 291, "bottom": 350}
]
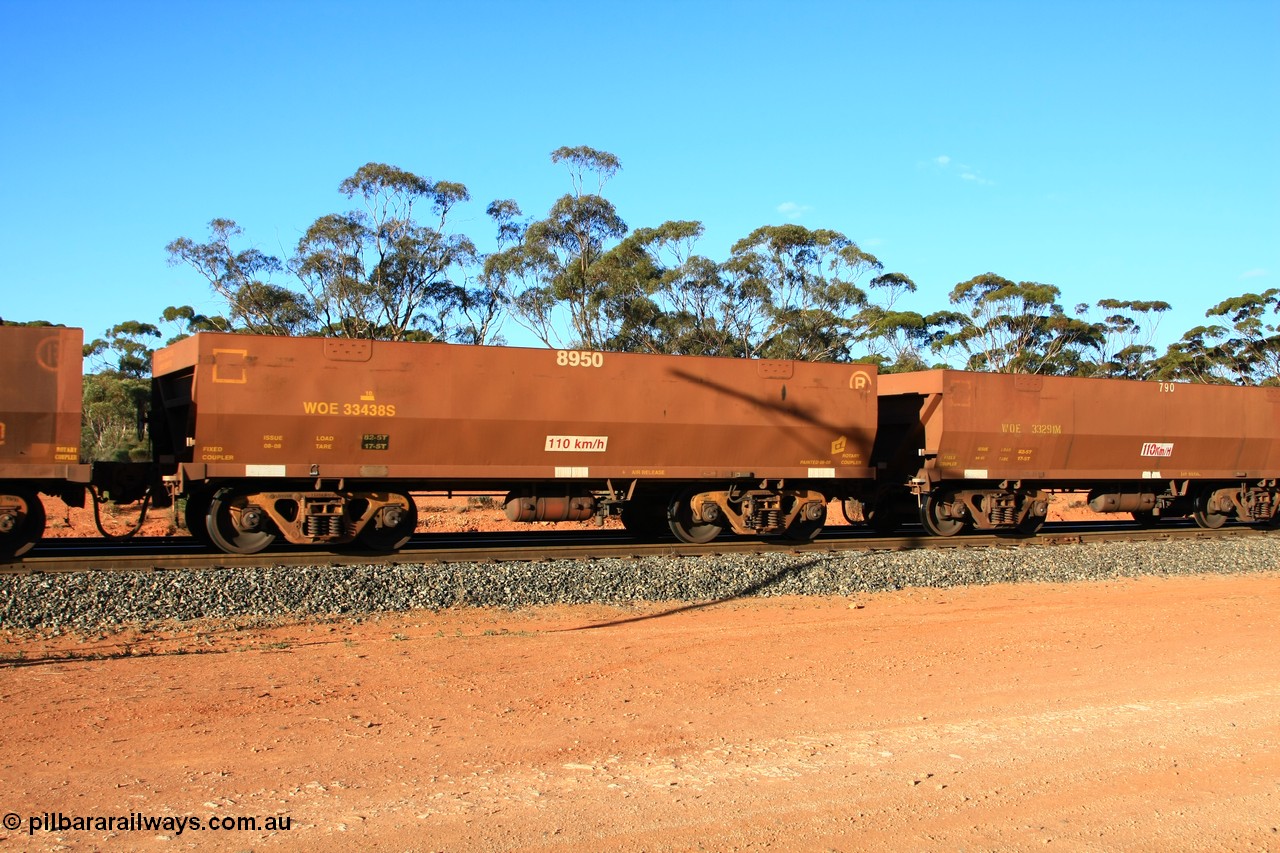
[
  {"left": 777, "top": 201, "right": 811, "bottom": 221},
  {"left": 928, "top": 154, "right": 993, "bottom": 185},
  {"left": 1240, "top": 268, "right": 1268, "bottom": 279}
]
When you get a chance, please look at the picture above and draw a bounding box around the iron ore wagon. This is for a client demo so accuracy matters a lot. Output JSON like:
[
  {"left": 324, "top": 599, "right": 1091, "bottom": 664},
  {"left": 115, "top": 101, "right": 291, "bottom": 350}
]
[
  {"left": 873, "top": 370, "right": 1280, "bottom": 535},
  {"left": 151, "top": 333, "right": 880, "bottom": 553},
  {"left": 0, "top": 326, "right": 90, "bottom": 557}
]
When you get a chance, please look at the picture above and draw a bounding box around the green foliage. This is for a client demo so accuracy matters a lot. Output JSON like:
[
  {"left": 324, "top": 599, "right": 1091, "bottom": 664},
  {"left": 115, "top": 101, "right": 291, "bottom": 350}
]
[
  {"left": 488, "top": 148, "right": 629, "bottom": 349},
  {"left": 721, "top": 224, "right": 881, "bottom": 361},
  {"left": 594, "top": 221, "right": 746, "bottom": 356},
  {"left": 168, "top": 165, "right": 486, "bottom": 343},
  {"left": 84, "top": 321, "right": 161, "bottom": 378},
  {"left": 550, "top": 145, "right": 621, "bottom": 194},
  {"left": 160, "top": 305, "right": 228, "bottom": 343},
  {"left": 316, "top": 162, "right": 479, "bottom": 342},
  {"left": 936, "top": 273, "right": 1103, "bottom": 374},
  {"left": 853, "top": 273, "right": 963, "bottom": 372},
  {"left": 82, "top": 372, "right": 149, "bottom": 462},
  {"left": 0, "top": 318, "right": 60, "bottom": 327},
  {"left": 1078, "top": 298, "right": 1172, "bottom": 378},
  {"left": 1153, "top": 288, "right": 1279, "bottom": 384},
  {"left": 166, "top": 219, "right": 314, "bottom": 335}
]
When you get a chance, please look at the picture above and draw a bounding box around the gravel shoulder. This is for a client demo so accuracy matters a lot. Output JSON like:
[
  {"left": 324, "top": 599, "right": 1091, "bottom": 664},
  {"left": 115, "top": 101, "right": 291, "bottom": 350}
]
[
  {"left": 5, "top": 537, "right": 1280, "bottom": 631},
  {"left": 1, "top": 541, "right": 1278, "bottom": 851}
]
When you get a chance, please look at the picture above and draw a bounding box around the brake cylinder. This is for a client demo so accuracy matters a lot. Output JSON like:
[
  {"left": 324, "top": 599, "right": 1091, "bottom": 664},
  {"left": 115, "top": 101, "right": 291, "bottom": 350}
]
[
  {"left": 1087, "top": 491, "right": 1156, "bottom": 513},
  {"left": 503, "top": 492, "right": 597, "bottom": 522}
]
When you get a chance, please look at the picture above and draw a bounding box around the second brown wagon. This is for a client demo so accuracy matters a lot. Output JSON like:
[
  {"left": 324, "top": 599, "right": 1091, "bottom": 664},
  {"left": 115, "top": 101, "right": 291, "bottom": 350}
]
[{"left": 873, "top": 370, "right": 1280, "bottom": 534}]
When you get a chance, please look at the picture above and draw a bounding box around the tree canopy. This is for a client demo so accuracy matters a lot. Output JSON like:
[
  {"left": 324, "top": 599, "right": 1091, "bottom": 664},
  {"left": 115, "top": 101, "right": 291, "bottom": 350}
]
[{"left": 140, "top": 146, "right": 1276, "bottom": 390}]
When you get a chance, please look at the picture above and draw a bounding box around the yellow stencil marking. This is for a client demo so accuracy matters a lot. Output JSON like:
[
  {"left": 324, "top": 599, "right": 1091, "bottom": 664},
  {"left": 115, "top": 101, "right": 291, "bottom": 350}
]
[{"left": 212, "top": 348, "right": 249, "bottom": 384}]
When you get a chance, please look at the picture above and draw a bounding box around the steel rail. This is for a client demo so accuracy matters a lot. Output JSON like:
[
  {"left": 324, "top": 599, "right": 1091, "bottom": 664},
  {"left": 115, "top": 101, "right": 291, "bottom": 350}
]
[{"left": 1, "top": 521, "right": 1271, "bottom": 576}]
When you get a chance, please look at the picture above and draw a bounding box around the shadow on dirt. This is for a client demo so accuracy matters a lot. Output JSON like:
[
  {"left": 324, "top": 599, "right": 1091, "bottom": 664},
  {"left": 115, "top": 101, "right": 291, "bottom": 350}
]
[{"left": 561, "top": 554, "right": 839, "bottom": 632}]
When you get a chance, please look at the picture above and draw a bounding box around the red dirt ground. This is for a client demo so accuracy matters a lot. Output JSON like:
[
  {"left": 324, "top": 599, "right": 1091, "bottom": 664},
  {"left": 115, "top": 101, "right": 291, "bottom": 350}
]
[{"left": 1, "top": 573, "right": 1277, "bottom": 850}]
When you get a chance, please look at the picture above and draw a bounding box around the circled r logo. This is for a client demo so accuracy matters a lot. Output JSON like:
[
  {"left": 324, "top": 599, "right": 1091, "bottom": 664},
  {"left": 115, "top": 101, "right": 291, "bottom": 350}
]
[
  {"left": 36, "top": 337, "right": 61, "bottom": 371},
  {"left": 848, "top": 369, "right": 873, "bottom": 390}
]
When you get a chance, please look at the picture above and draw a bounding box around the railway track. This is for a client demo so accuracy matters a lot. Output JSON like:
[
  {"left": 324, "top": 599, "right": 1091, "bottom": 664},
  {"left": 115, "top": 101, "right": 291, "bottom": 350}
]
[{"left": 3, "top": 520, "right": 1271, "bottom": 576}]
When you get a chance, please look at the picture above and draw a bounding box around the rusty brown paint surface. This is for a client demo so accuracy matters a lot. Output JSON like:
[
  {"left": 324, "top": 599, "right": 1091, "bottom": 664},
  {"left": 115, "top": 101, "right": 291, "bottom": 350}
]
[
  {"left": 0, "top": 326, "right": 86, "bottom": 480},
  {"left": 878, "top": 370, "right": 1280, "bottom": 482},
  {"left": 154, "top": 334, "right": 879, "bottom": 485}
]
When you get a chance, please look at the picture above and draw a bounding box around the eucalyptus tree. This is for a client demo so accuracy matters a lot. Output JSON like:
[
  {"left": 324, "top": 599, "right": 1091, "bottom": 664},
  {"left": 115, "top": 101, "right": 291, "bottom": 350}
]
[
  {"left": 293, "top": 163, "right": 478, "bottom": 341},
  {"left": 166, "top": 219, "right": 315, "bottom": 336},
  {"left": 159, "top": 305, "right": 230, "bottom": 343},
  {"left": 587, "top": 220, "right": 757, "bottom": 356},
  {"left": 720, "top": 225, "right": 882, "bottom": 362},
  {"left": 1082, "top": 298, "right": 1172, "bottom": 378},
  {"left": 852, "top": 272, "right": 963, "bottom": 372},
  {"left": 1153, "top": 325, "right": 1233, "bottom": 384},
  {"left": 484, "top": 146, "right": 629, "bottom": 349},
  {"left": 1206, "top": 288, "right": 1280, "bottom": 384},
  {"left": 80, "top": 321, "right": 163, "bottom": 462},
  {"left": 936, "top": 273, "right": 1102, "bottom": 374},
  {"left": 83, "top": 321, "right": 161, "bottom": 379},
  {"left": 1154, "top": 288, "right": 1280, "bottom": 385}
]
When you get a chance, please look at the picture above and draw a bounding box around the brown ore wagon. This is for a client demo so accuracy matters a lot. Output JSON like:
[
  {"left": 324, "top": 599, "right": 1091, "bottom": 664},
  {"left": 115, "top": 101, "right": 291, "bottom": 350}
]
[
  {"left": 151, "top": 333, "right": 879, "bottom": 553},
  {"left": 0, "top": 325, "right": 90, "bottom": 557},
  {"left": 875, "top": 370, "right": 1280, "bottom": 535}
]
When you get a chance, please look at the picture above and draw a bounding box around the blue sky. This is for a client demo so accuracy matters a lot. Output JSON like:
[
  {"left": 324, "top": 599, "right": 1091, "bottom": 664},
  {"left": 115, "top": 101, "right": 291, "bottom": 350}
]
[{"left": 2, "top": 0, "right": 1276, "bottom": 354}]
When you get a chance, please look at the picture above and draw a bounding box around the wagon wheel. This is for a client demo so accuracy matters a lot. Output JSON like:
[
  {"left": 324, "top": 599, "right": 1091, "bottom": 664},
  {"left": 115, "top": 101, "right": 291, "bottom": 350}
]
[
  {"left": 782, "top": 501, "right": 827, "bottom": 542},
  {"left": 850, "top": 498, "right": 900, "bottom": 535},
  {"left": 667, "top": 489, "right": 722, "bottom": 544},
  {"left": 1190, "top": 492, "right": 1229, "bottom": 530},
  {"left": 920, "top": 492, "right": 966, "bottom": 537},
  {"left": 356, "top": 494, "right": 418, "bottom": 552},
  {"left": 183, "top": 489, "right": 214, "bottom": 547},
  {"left": 206, "top": 489, "right": 276, "bottom": 554},
  {"left": 620, "top": 500, "right": 671, "bottom": 540},
  {"left": 0, "top": 489, "right": 46, "bottom": 560},
  {"left": 1131, "top": 510, "right": 1160, "bottom": 528},
  {"left": 1016, "top": 513, "right": 1046, "bottom": 534}
]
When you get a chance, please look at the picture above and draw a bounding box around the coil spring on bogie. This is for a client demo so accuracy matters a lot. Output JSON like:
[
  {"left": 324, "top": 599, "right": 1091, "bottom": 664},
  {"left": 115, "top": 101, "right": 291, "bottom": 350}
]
[
  {"left": 990, "top": 504, "right": 1018, "bottom": 526},
  {"left": 304, "top": 515, "right": 345, "bottom": 537}
]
